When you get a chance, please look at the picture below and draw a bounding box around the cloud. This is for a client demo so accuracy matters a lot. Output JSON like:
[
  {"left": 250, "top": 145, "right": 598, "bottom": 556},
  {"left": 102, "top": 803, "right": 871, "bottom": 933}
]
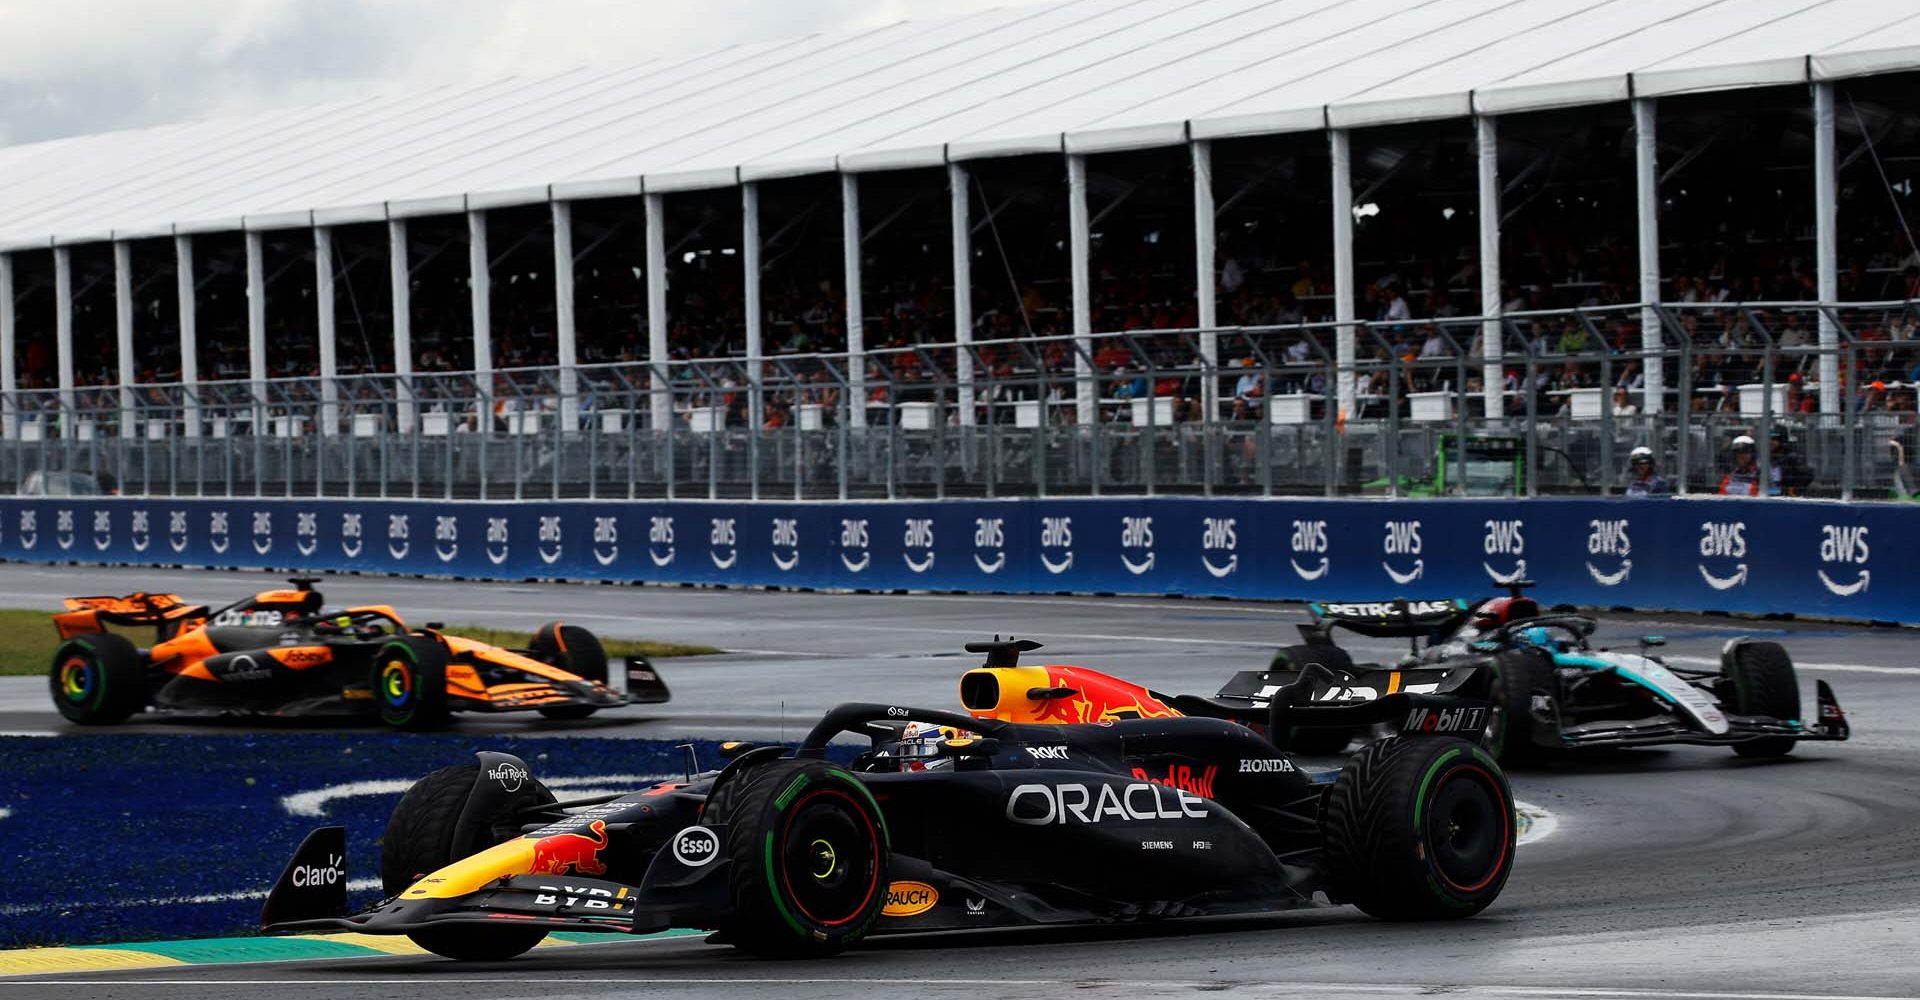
[{"left": 0, "top": 0, "right": 1052, "bottom": 146}]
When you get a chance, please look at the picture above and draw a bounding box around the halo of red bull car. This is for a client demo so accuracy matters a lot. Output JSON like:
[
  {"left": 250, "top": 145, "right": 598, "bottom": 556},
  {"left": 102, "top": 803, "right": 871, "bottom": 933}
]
[{"left": 252, "top": 581, "right": 1849, "bottom": 962}]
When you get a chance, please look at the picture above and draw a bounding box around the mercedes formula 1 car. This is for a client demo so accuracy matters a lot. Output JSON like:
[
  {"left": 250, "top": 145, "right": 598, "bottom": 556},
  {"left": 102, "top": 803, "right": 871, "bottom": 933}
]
[
  {"left": 1212, "top": 585, "right": 1850, "bottom": 762},
  {"left": 260, "top": 639, "right": 1515, "bottom": 960},
  {"left": 48, "top": 578, "right": 667, "bottom": 729}
]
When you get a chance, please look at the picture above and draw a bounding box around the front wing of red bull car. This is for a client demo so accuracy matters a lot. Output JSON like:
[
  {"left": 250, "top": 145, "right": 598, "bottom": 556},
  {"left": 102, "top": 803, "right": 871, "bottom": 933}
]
[{"left": 263, "top": 688, "right": 1519, "bottom": 960}]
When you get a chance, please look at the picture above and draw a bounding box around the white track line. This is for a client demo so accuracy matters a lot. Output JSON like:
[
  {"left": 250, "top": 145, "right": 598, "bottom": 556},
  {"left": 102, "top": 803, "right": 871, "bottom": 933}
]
[{"left": 1660, "top": 654, "right": 1918, "bottom": 676}]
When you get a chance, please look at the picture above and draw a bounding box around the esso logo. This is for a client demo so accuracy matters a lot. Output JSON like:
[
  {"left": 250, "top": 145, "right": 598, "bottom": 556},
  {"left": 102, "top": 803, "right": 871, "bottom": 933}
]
[{"left": 670, "top": 826, "right": 720, "bottom": 867}]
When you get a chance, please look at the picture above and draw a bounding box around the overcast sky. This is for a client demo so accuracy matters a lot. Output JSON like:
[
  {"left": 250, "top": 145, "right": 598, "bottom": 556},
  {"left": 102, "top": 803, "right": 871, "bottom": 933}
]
[{"left": 0, "top": 0, "right": 1053, "bottom": 147}]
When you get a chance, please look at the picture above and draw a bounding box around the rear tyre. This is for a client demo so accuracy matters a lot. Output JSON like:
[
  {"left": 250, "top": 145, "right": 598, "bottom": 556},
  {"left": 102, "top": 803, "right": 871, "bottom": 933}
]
[
  {"left": 1321, "top": 736, "right": 1515, "bottom": 920},
  {"left": 531, "top": 622, "right": 608, "bottom": 721},
  {"left": 373, "top": 636, "right": 451, "bottom": 731},
  {"left": 1724, "top": 641, "right": 1800, "bottom": 758},
  {"left": 1486, "top": 649, "right": 1553, "bottom": 765},
  {"left": 50, "top": 633, "right": 147, "bottom": 725},
  {"left": 705, "top": 758, "right": 888, "bottom": 958},
  {"left": 382, "top": 763, "right": 556, "bottom": 961}
]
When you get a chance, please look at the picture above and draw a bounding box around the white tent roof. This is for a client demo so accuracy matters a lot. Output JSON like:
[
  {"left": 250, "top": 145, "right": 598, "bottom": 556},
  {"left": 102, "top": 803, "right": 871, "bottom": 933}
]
[{"left": 1, "top": 0, "right": 1916, "bottom": 251}]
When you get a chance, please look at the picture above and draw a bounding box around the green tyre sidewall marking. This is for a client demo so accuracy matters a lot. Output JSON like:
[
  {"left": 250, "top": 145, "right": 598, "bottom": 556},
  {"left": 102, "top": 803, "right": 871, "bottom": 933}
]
[
  {"left": 1414, "top": 744, "right": 1506, "bottom": 910},
  {"left": 58, "top": 639, "right": 101, "bottom": 711},
  {"left": 761, "top": 766, "right": 887, "bottom": 943}
]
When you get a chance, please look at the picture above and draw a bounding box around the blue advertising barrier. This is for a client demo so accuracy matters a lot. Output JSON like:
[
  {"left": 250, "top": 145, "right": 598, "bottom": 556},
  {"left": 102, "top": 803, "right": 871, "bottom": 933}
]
[{"left": 0, "top": 495, "right": 1910, "bottom": 621}]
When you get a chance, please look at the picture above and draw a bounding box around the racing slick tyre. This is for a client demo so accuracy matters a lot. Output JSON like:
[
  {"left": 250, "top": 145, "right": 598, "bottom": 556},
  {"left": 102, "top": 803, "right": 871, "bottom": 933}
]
[
  {"left": 1723, "top": 641, "right": 1800, "bottom": 758},
  {"left": 381, "top": 762, "right": 557, "bottom": 961},
  {"left": 1486, "top": 648, "right": 1554, "bottom": 765},
  {"left": 1321, "top": 736, "right": 1515, "bottom": 921},
  {"left": 50, "top": 633, "right": 146, "bottom": 725},
  {"left": 531, "top": 622, "right": 608, "bottom": 721},
  {"left": 372, "top": 636, "right": 451, "bottom": 731},
  {"left": 705, "top": 758, "right": 889, "bottom": 958}
]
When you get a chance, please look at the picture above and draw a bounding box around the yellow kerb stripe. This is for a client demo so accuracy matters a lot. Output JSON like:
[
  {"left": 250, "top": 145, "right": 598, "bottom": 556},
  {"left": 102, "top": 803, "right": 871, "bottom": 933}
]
[{"left": 0, "top": 948, "right": 187, "bottom": 976}]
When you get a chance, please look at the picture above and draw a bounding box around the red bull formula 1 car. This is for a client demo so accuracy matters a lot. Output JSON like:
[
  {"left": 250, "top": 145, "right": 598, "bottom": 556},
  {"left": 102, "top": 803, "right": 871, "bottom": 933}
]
[
  {"left": 260, "top": 639, "right": 1515, "bottom": 959},
  {"left": 1209, "top": 584, "right": 1850, "bottom": 762},
  {"left": 48, "top": 577, "right": 667, "bottom": 729}
]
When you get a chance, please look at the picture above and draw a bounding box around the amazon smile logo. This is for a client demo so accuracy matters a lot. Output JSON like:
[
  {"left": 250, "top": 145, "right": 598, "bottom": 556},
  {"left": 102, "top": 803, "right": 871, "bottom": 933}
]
[
  {"left": 1119, "top": 516, "right": 1155, "bottom": 575},
  {"left": 340, "top": 512, "right": 363, "bottom": 558},
  {"left": 295, "top": 511, "right": 318, "bottom": 557},
  {"left": 130, "top": 509, "right": 151, "bottom": 553},
  {"left": 386, "top": 513, "right": 410, "bottom": 560},
  {"left": 1200, "top": 516, "right": 1237, "bottom": 578},
  {"left": 536, "top": 515, "right": 562, "bottom": 565},
  {"left": 1039, "top": 516, "right": 1073, "bottom": 575},
  {"left": 1697, "top": 521, "right": 1748, "bottom": 590},
  {"left": 839, "top": 518, "right": 870, "bottom": 573},
  {"left": 1381, "top": 519, "right": 1422, "bottom": 584},
  {"left": 771, "top": 517, "right": 799, "bottom": 571},
  {"left": 649, "top": 515, "right": 677, "bottom": 568},
  {"left": 55, "top": 508, "right": 75, "bottom": 551},
  {"left": 434, "top": 515, "right": 459, "bottom": 563},
  {"left": 1482, "top": 518, "right": 1525, "bottom": 585},
  {"left": 972, "top": 517, "right": 1005, "bottom": 574},
  {"left": 207, "top": 510, "right": 229, "bottom": 555},
  {"left": 710, "top": 517, "right": 737, "bottom": 570},
  {"left": 592, "top": 515, "right": 619, "bottom": 567},
  {"left": 1585, "top": 518, "right": 1632, "bottom": 586},
  {"left": 1290, "top": 519, "right": 1328, "bottom": 581},
  {"left": 1816, "top": 524, "right": 1869, "bottom": 596},
  {"left": 17, "top": 509, "right": 35, "bottom": 551},
  {"left": 251, "top": 510, "right": 274, "bottom": 556},
  {"left": 902, "top": 518, "right": 934, "bottom": 574},
  {"left": 484, "top": 516, "right": 510, "bottom": 565},
  {"left": 92, "top": 509, "right": 112, "bottom": 552}
]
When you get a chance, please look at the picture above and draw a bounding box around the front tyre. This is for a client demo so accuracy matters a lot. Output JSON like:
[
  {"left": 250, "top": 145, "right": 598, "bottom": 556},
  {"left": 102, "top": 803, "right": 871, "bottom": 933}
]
[
  {"left": 50, "top": 634, "right": 147, "bottom": 725},
  {"left": 531, "top": 622, "right": 608, "bottom": 721},
  {"left": 373, "top": 636, "right": 451, "bottom": 730},
  {"left": 707, "top": 758, "right": 888, "bottom": 958},
  {"left": 382, "top": 763, "right": 556, "bottom": 960},
  {"left": 1724, "top": 641, "right": 1800, "bottom": 758},
  {"left": 1321, "top": 736, "right": 1515, "bottom": 920}
]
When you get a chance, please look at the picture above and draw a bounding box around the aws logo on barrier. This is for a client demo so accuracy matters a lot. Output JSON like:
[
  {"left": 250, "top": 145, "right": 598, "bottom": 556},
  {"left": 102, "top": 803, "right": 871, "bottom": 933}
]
[
  {"left": 252, "top": 511, "right": 274, "bottom": 556},
  {"left": 341, "top": 513, "right": 363, "bottom": 558},
  {"left": 903, "top": 518, "right": 935, "bottom": 574},
  {"left": 208, "top": 511, "right": 230, "bottom": 555},
  {"left": 1483, "top": 519, "right": 1525, "bottom": 585},
  {"left": 593, "top": 516, "right": 619, "bottom": 567},
  {"left": 537, "top": 516, "right": 563, "bottom": 565},
  {"left": 648, "top": 516, "right": 675, "bottom": 568},
  {"left": 1817, "top": 524, "right": 1869, "bottom": 596},
  {"left": 710, "top": 518, "right": 737, "bottom": 570},
  {"left": 1290, "top": 520, "right": 1328, "bottom": 581},
  {"left": 92, "top": 510, "right": 112, "bottom": 552},
  {"left": 168, "top": 510, "right": 190, "bottom": 553},
  {"left": 130, "top": 510, "right": 152, "bottom": 553},
  {"left": 1585, "top": 518, "right": 1632, "bottom": 586},
  {"left": 55, "top": 508, "right": 76, "bottom": 551},
  {"left": 296, "top": 512, "right": 319, "bottom": 556},
  {"left": 973, "top": 517, "right": 1005, "bottom": 574},
  {"left": 1382, "top": 520, "right": 1422, "bottom": 584},
  {"left": 771, "top": 518, "right": 800, "bottom": 571},
  {"left": 434, "top": 516, "right": 459, "bottom": 563},
  {"left": 486, "top": 517, "right": 510, "bottom": 565},
  {"left": 1120, "top": 517, "right": 1154, "bottom": 575},
  {"left": 1201, "top": 517, "right": 1236, "bottom": 578},
  {"left": 387, "top": 514, "right": 410, "bottom": 560},
  {"left": 1698, "top": 521, "right": 1747, "bottom": 590},
  {"left": 840, "top": 518, "right": 871, "bottom": 573},
  {"left": 1041, "top": 516, "right": 1074, "bottom": 574}
]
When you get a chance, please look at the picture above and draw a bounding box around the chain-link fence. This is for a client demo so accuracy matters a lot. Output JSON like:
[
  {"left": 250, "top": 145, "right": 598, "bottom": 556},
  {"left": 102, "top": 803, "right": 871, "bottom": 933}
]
[{"left": 5, "top": 302, "right": 1916, "bottom": 501}]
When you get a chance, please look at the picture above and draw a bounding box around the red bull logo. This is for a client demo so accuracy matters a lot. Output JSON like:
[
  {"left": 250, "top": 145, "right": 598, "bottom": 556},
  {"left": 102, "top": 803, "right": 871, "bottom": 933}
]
[
  {"left": 1030, "top": 666, "right": 1179, "bottom": 724},
  {"left": 529, "top": 820, "right": 609, "bottom": 876},
  {"left": 1130, "top": 763, "right": 1217, "bottom": 799}
]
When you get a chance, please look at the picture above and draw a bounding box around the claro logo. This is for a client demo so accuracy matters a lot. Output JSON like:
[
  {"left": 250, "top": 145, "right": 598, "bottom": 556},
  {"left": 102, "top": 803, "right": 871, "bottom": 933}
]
[
  {"left": 1004, "top": 782, "right": 1207, "bottom": 825},
  {"left": 291, "top": 853, "right": 344, "bottom": 888}
]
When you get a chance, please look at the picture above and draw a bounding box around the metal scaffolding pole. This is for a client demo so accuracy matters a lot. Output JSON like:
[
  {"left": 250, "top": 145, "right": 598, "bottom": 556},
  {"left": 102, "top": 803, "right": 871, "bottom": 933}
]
[
  {"left": 744, "top": 182, "right": 764, "bottom": 430},
  {"left": 842, "top": 172, "right": 866, "bottom": 428},
  {"left": 389, "top": 218, "right": 414, "bottom": 431},
  {"left": 950, "top": 162, "right": 975, "bottom": 426},
  {"left": 552, "top": 200, "right": 579, "bottom": 432},
  {"left": 1814, "top": 81, "right": 1840, "bottom": 415},
  {"left": 176, "top": 235, "right": 199, "bottom": 438},
  {"left": 1068, "top": 153, "right": 1095, "bottom": 426},
  {"left": 315, "top": 226, "right": 338, "bottom": 437},
  {"left": 114, "top": 241, "right": 136, "bottom": 437},
  {"left": 0, "top": 253, "right": 12, "bottom": 439},
  {"left": 1634, "top": 98, "right": 1664, "bottom": 414},
  {"left": 645, "top": 191, "right": 670, "bottom": 431},
  {"left": 1193, "top": 139, "right": 1218, "bottom": 423},
  {"left": 54, "top": 246, "right": 74, "bottom": 428},
  {"left": 469, "top": 210, "right": 491, "bottom": 376},
  {"left": 245, "top": 231, "right": 267, "bottom": 396},
  {"left": 1330, "top": 130, "right": 1356, "bottom": 417},
  {"left": 1475, "top": 116, "right": 1502, "bottom": 420}
]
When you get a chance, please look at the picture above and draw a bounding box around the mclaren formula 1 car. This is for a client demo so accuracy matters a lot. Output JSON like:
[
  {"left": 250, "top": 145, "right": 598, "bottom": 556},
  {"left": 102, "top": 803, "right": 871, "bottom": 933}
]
[
  {"left": 260, "top": 639, "right": 1515, "bottom": 960},
  {"left": 1212, "top": 586, "right": 1850, "bottom": 762},
  {"left": 48, "top": 578, "right": 667, "bottom": 729}
]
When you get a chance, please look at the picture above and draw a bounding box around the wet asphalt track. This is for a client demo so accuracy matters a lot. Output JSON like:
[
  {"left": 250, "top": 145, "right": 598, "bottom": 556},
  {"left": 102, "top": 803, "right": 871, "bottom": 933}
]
[{"left": 5, "top": 565, "right": 1920, "bottom": 999}]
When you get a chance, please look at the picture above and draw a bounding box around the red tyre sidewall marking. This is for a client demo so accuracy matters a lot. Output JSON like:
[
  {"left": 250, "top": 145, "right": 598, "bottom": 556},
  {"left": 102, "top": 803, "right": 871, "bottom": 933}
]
[
  {"left": 776, "top": 786, "right": 880, "bottom": 927},
  {"left": 1431, "top": 763, "right": 1511, "bottom": 894}
]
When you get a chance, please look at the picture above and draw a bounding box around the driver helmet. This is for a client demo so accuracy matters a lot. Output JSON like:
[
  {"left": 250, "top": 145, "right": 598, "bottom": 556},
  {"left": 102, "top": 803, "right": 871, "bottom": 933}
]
[
  {"left": 881, "top": 720, "right": 974, "bottom": 771},
  {"left": 1514, "top": 626, "right": 1558, "bottom": 652}
]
